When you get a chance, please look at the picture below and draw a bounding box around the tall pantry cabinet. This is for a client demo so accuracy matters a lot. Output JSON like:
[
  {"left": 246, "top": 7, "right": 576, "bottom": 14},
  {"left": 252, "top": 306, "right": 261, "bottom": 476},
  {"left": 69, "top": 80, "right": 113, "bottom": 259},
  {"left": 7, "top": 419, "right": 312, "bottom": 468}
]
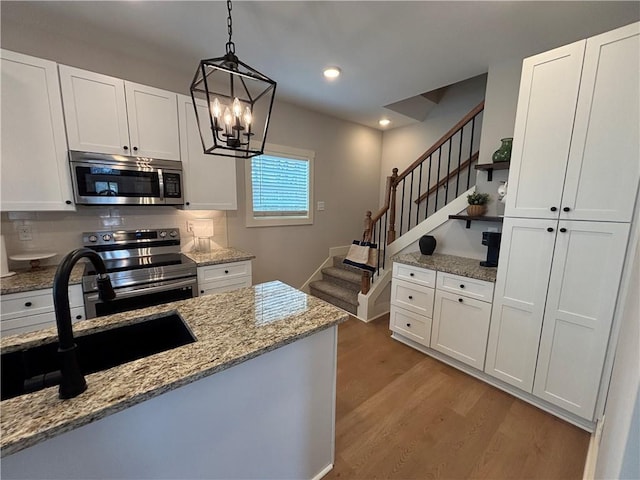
[{"left": 485, "top": 22, "right": 639, "bottom": 422}]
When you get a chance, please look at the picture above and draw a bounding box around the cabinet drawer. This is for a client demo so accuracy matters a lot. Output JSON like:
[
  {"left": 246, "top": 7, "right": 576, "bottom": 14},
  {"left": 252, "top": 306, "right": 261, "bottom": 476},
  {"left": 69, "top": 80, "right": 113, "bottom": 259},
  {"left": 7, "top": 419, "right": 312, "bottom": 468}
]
[
  {"left": 431, "top": 290, "right": 492, "bottom": 369},
  {"left": 391, "top": 278, "right": 434, "bottom": 317},
  {"left": 0, "top": 306, "right": 85, "bottom": 337},
  {"left": 197, "top": 261, "right": 252, "bottom": 283},
  {"left": 436, "top": 272, "right": 494, "bottom": 302},
  {"left": 390, "top": 306, "right": 431, "bottom": 346},
  {"left": 392, "top": 263, "right": 435, "bottom": 287},
  {"left": 199, "top": 276, "right": 252, "bottom": 296},
  {"left": 1, "top": 285, "right": 83, "bottom": 321}
]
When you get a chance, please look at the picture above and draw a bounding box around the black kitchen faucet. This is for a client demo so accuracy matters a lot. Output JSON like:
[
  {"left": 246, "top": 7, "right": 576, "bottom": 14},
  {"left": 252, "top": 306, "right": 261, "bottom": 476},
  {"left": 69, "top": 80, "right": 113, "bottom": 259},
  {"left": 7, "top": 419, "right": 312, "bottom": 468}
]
[{"left": 53, "top": 248, "right": 115, "bottom": 399}]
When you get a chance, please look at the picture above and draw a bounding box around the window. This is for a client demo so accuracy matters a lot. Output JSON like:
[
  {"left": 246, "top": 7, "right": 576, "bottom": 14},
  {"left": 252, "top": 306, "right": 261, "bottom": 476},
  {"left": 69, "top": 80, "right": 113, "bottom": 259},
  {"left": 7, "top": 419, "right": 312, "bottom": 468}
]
[{"left": 245, "top": 144, "right": 314, "bottom": 227}]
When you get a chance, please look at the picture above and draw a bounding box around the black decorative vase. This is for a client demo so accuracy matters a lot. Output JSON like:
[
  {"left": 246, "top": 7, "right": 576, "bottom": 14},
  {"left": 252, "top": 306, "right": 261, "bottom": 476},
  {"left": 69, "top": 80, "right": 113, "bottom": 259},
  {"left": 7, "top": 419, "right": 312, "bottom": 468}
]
[{"left": 419, "top": 235, "right": 437, "bottom": 255}]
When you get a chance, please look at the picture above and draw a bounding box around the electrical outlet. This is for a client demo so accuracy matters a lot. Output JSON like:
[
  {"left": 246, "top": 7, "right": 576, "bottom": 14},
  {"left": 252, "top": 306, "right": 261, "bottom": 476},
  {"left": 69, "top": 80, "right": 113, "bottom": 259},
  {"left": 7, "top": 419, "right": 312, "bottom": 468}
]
[
  {"left": 186, "top": 221, "right": 194, "bottom": 233},
  {"left": 18, "top": 225, "right": 33, "bottom": 241},
  {"left": 317, "top": 201, "right": 325, "bottom": 211}
]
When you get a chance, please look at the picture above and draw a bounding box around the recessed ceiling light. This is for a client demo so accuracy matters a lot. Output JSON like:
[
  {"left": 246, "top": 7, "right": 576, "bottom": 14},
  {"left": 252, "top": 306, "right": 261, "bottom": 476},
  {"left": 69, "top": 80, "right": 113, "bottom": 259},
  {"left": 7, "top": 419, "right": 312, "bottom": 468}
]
[
  {"left": 323, "top": 67, "right": 341, "bottom": 80},
  {"left": 379, "top": 118, "right": 391, "bottom": 127}
]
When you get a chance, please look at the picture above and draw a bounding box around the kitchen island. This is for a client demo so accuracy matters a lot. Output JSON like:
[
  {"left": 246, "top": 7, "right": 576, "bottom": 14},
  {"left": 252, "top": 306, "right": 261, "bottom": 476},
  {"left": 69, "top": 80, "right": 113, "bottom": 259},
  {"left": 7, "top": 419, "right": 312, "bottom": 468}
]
[{"left": 1, "top": 281, "right": 348, "bottom": 479}]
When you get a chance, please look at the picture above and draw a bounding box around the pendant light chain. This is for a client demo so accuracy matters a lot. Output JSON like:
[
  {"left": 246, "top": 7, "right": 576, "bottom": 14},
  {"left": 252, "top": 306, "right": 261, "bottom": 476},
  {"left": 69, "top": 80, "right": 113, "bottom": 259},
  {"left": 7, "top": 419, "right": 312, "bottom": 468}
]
[{"left": 225, "top": 0, "right": 235, "bottom": 55}]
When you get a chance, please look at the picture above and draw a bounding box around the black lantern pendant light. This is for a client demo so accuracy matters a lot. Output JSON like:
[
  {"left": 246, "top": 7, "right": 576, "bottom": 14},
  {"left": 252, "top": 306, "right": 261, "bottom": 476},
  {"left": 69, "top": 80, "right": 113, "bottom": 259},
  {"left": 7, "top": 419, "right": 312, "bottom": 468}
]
[{"left": 190, "top": 0, "right": 276, "bottom": 158}]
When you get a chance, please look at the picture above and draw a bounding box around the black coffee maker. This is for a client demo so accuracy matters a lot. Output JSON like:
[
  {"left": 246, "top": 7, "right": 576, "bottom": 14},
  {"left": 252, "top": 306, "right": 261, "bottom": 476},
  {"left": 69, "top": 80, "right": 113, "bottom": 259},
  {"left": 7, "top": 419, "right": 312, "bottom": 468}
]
[{"left": 480, "top": 232, "right": 502, "bottom": 267}]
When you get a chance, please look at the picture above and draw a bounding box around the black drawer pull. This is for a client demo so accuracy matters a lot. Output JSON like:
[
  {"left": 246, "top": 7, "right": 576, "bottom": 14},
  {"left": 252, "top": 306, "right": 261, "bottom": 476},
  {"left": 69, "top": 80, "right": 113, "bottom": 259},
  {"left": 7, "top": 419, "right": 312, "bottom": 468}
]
[
  {"left": 550, "top": 206, "right": 557, "bottom": 212},
  {"left": 460, "top": 284, "right": 465, "bottom": 289},
  {"left": 547, "top": 227, "right": 554, "bottom": 232},
  {"left": 458, "top": 298, "right": 463, "bottom": 303},
  {"left": 133, "top": 146, "right": 138, "bottom": 151},
  {"left": 409, "top": 273, "right": 414, "bottom": 277},
  {"left": 75, "top": 315, "right": 82, "bottom": 320},
  {"left": 406, "top": 323, "right": 411, "bottom": 328},
  {"left": 560, "top": 228, "right": 567, "bottom": 233},
  {"left": 563, "top": 207, "right": 571, "bottom": 212},
  {"left": 123, "top": 145, "right": 129, "bottom": 150},
  {"left": 408, "top": 295, "right": 413, "bottom": 300},
  {"left": 65, "top": 200, "right": 72, "bottom": 205},
  {"left": 24, "top": 302, "right": 32, "bottom": 307},
  {"left": 200, "top": 290, "right": 205, "bottom": 294},
  {"left": 224, "top": 270, "right": 229, "bottom": 274}
]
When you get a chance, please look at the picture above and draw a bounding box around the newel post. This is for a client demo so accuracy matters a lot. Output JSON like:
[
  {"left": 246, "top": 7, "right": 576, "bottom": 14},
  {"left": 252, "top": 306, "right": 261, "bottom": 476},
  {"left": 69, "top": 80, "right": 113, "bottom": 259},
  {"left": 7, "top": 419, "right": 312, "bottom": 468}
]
[{"left": 388, "top": 168, "right": 398, "bottom": 244}]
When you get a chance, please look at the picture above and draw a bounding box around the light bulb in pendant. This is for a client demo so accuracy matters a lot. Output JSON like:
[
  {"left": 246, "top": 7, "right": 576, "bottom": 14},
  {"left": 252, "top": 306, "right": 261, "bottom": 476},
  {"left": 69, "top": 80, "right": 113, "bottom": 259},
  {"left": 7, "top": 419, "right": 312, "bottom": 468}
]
[
  {"left": 232, "top": 98, "right": 242, "bottom": 118},
  {"left": 223, "top": 107, "right": 233, "bottom": 127},
  {"left": 243, "top": 107, "right": 252, "bottom": 128},
  {"left": 210, "top": 98, "right": 221, "bottom": 118}
]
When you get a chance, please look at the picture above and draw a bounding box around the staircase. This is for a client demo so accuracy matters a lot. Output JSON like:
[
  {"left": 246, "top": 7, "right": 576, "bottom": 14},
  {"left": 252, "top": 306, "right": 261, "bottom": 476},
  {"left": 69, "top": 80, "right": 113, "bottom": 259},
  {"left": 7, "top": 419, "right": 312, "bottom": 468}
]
[{"left": 309, "top": 256, "right": 361, "bottom": 315}]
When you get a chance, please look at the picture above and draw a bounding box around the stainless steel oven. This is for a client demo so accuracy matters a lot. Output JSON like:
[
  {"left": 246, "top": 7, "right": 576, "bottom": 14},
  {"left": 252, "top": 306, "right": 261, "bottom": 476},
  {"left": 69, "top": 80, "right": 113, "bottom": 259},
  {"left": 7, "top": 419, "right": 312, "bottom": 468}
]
[
  {"left": 69, "top": 151, "right": 184, "bottom": 206},
  {"left": 82, "top": 228, "right": 197, "bottom": 318}
]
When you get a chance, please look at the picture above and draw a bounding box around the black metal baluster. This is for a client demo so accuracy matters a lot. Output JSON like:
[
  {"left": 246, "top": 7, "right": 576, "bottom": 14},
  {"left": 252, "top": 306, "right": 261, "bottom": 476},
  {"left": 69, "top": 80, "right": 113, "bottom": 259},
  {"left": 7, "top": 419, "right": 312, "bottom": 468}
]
[
  {"left": 425, "top": 155, "right": 432, "bottom": 220},
  {"left": 377, "top": 219, "right": 382, "bottom": 277},
  {"left": 445, "top": 137, "right": 453, "bottom": 205},
  {"left": 399, "top": 178, "right": 406, "bottom": 236},
  {"left": 416, "top": 163, "right": 423, "bottom": 227},
  {"left": 456, "top": 129, "right": 464, "bottom": 197},
  {"left": 383, "top": 212, "right": 388, "bottom": 270},
  {"left": 467, "top": 117, "right": 476, "bottom": 189},
  {"left": 408, "top": 171, "right": 414, "bottom": 231},
  {"left": 435, "top": 147, "right": 442, "bottom": 213}
]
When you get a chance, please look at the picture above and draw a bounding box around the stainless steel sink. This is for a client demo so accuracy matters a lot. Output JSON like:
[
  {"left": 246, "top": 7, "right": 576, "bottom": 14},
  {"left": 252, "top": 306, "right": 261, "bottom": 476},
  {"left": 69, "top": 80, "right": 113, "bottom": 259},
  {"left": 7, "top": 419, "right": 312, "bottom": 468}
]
[{"left": 1, "top": 313, "right": 196, "bottom": 401}]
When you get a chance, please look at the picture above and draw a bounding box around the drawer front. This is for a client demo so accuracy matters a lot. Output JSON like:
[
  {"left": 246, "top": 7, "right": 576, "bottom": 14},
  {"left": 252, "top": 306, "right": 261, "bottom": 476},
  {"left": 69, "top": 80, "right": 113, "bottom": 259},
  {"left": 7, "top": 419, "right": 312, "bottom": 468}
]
[
  {"left": 391, "top": 278, "right": 434, "bottom": 317},
  {"left": 200, "top": 276, "right": 252, "bottom": 296},
  {"left": 390, "top": 305, "right": 431, "bottom": 346},
  {"left": 392, "top": 263, "right": 436, "bottom": 287},
  {"left": 197, "top": 261, "right": 252, "bottom": 283},
  {"left": 436, "top": 272, "right": 494, "bottom": 302},
  {"left": 431, "top": 290, "right": 492, "bottom": 369},
  {"left": 0, "top": 285, "right": 84, "bottom": 321}
]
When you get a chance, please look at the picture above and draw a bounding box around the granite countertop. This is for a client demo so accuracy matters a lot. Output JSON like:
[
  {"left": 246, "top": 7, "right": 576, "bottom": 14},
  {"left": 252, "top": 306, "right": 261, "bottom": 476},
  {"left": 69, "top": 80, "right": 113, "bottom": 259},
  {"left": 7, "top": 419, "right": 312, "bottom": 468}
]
[
  {"left": 0, "top": 264, "right": 84, "bottom": 295},
  {"left": 393, "top": 252, "right": 497, "bottom": 282},
  {"left": 0, "top": 281, "right": 348, "bottom": 457},
  {"left": 184, "top": 247, "right": 255, "bottom": 267}
]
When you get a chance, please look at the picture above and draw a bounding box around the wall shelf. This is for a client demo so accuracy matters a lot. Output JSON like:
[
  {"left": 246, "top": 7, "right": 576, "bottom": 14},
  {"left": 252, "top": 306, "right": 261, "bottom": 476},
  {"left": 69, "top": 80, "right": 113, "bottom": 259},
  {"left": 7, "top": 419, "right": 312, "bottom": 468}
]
[
  {"left": 449, "top": 214, "right": 504, "bottom": 229},
  {"left": 475, "top": 162, "right": 510, "bottom": 181}
]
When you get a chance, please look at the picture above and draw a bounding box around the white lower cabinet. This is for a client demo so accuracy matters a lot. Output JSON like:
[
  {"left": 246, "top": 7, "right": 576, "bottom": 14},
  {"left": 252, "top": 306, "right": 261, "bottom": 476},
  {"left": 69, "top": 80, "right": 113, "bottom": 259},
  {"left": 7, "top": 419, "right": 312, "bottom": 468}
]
[
  {"left": 197, "top": 261, "right": 252, "bottom": 296},
  {"left": 0, "top": 285, "right": 86, "bottom": 336},
  {"left": 431, "top": 272, "right": 494, "bottom": 370}
]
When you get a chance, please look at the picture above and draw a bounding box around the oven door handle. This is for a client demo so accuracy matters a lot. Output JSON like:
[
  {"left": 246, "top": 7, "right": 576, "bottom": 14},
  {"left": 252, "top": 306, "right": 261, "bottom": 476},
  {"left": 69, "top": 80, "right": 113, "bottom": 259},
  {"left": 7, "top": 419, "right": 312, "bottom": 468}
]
[{"left": 85, "top": 278, "right": 196, "bottom": 301}]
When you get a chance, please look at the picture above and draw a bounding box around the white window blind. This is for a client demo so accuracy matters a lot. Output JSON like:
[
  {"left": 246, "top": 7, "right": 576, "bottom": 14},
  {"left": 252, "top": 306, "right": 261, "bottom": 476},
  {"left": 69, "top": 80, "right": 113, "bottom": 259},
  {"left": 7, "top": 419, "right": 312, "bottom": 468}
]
[{"left": 251, "top": 155, "right": 310, "bottom": 217}]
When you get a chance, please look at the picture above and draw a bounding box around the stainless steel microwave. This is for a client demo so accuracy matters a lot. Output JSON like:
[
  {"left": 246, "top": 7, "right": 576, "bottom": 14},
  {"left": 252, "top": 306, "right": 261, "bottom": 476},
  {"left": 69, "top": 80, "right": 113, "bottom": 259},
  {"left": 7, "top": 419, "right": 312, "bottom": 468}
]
[{"left": 69, "top": 151, "right": 184, "bottom": 206}]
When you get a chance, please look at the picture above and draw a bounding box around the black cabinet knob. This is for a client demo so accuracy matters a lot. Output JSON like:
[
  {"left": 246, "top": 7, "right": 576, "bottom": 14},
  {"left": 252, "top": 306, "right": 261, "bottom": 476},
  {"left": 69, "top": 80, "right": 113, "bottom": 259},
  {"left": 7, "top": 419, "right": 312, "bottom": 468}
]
[
  {"left": 186, "top": 202, "right": 190, "bottom": 206},
  {"left": 408, "top": 295, "right": 413, "bottom": 300},
  {"left": 560, "top": 228, "right": 567, "bottom": 233},
  {"left": 563, "top": 207, "right": 571, "bottom": 212},
  {"left": 133, "top": 146, "right": 138, "bottom": 151},
  {"left": 458, "top": 298, "right": 463, "bottom": 303},
  {"left": 460, "top": 284, "right": 465, "bottom": 289},
  {"left": 225, "top": 270, "right": 229, "bottom": 274},
  {"left": 65, "top": 200, "right": 72, "bottom": 205},
  {"left": 200, "top": 290, "right": 204, "bottom": 294},
  {"left": 547, "top": 227, "right": 554, "bottom": 232},
  {"left": 123, "top": 146, "right": 129, "bottom": 150},
  {"left": 409, "top": 273, "right": 414, "bottom": 277},
  {"left": 75, "top": 315, "right": 82, "bottom": 320},
  {"left": 406, "top": 323, "right": 411, "bottom": 328},
  {"left": 550, "top": 206, "right": 557, "bottom": 212},
  {"left": 24, "top": 302, "right": 32, "bottom": 307}
]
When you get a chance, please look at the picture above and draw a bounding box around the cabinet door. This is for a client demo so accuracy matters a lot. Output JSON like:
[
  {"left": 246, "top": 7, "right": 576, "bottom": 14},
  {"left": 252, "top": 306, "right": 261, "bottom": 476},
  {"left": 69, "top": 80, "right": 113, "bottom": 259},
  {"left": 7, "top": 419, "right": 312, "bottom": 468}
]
[
  {"left": 1, "top": 50, "right": 75, "bottom": 211},
  {"left": 561, "top": 23, "right": 640, "bottom": 222},
  {"left": 533, "top": 221, "right": 630, "bottom": 419},
  {"left": 125, "top": 82, "right": 180, "bottom": 161},
  {"left": 431, "top": 290, "right": 492, "bottom": 369},
  {"left": 484, "top": 218, "right": 556, "bottom": 391},
  {"left": 505, "top": 40, "right": 585, "bottom": 220},
  {"left": 59, "top": 65, "right": 130, "bottom": 156},
  {"left": 178, "top": 95, "right": 238, "bottom": 209}
]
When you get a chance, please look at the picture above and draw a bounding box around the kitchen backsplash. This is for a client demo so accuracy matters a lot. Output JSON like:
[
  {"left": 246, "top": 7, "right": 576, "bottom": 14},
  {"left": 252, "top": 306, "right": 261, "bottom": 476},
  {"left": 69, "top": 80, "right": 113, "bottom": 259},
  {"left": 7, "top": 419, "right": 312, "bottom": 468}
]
[{"left": 1, "top": 207, "right": 228, "bottom": 270}]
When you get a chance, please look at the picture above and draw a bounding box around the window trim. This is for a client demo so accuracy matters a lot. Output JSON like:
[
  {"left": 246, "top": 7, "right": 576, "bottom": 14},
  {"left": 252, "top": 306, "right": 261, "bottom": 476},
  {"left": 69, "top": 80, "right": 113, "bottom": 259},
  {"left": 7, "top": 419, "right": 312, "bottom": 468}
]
[{"left": 245, "top": 143, "right": 315, "bottom": 228}]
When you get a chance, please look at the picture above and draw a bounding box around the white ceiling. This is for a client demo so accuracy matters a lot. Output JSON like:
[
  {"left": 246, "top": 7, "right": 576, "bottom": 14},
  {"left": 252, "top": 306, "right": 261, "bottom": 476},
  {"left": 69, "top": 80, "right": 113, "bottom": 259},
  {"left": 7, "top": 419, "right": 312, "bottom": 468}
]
[{"left": 2, "top": 1, "right": 638, "bottom": 130}]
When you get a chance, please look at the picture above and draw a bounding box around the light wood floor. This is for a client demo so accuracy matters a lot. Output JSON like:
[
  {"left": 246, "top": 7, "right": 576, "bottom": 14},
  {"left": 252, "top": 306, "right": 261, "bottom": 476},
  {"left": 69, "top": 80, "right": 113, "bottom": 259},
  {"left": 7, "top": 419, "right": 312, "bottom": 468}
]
[{"left": 325, "top": 315, "right": 590, "bottom": 480}]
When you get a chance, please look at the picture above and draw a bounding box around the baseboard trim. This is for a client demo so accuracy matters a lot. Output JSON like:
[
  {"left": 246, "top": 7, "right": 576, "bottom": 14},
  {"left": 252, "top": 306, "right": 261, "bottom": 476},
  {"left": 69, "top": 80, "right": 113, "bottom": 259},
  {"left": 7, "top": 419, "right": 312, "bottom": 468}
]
[{"left": 312, "top": 463, "right": 334, "bottom": 480}]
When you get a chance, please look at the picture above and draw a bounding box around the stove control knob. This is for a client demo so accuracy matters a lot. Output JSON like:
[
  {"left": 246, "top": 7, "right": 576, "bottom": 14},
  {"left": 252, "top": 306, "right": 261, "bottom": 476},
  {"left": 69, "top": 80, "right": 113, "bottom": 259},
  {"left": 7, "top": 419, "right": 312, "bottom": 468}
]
[
  {"left": 88, "top": 235, "right": 98, "bottom": 243},
  {"left": 102, "top": 234, "right": 112, "bottom": 242},
  {"left": 169, "top": 230, "right": 178, "bottom": 237},
  {"left": 159, "top": 231, "right": 167, "bottom": 238}
]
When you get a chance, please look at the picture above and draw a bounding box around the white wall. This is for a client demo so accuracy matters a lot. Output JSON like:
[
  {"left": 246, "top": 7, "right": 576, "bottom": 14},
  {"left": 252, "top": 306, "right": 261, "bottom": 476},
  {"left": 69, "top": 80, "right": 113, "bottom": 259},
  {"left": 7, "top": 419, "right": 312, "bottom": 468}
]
[{"left": 0, "top": 14, "right": 383, "bottom": 287}]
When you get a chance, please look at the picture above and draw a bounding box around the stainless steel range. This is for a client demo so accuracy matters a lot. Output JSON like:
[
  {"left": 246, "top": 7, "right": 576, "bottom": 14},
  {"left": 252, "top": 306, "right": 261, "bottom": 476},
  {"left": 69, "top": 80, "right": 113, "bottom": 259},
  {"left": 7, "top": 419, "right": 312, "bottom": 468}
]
[{"left": 81, "top": 228, "right": 197, "bottom": 318}]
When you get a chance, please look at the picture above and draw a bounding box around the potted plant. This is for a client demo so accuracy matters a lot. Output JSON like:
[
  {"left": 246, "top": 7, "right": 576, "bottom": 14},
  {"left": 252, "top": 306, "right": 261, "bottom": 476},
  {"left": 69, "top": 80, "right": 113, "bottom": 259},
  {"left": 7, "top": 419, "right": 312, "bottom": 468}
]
[{"left": 467, "top": 192, "right": 490, "bottom": 216}]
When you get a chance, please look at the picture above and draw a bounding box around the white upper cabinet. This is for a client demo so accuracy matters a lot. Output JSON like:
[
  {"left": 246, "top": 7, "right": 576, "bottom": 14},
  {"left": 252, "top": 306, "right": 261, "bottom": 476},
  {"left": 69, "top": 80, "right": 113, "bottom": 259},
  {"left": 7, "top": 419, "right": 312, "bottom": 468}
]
[
  {"left": 533, "top": 221, "right": 630, "bottom": 418},
  {"left": 505, "top": 40, "right": 585, "bottom": 220},
  {"left": 507, "top": 22, "right": 640, "bottom": 222},
  {"left": 177, "top": 95, "right": 238, "bottom": 210},
  {"left": 561, "top": 23, "right": 639, "bottom": 222},
  {"left": 59, "top": 65, "right": 180, "bottom": 160},
  {"left": 1, "top": 49, "right": 75, "bottom": 211}
]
